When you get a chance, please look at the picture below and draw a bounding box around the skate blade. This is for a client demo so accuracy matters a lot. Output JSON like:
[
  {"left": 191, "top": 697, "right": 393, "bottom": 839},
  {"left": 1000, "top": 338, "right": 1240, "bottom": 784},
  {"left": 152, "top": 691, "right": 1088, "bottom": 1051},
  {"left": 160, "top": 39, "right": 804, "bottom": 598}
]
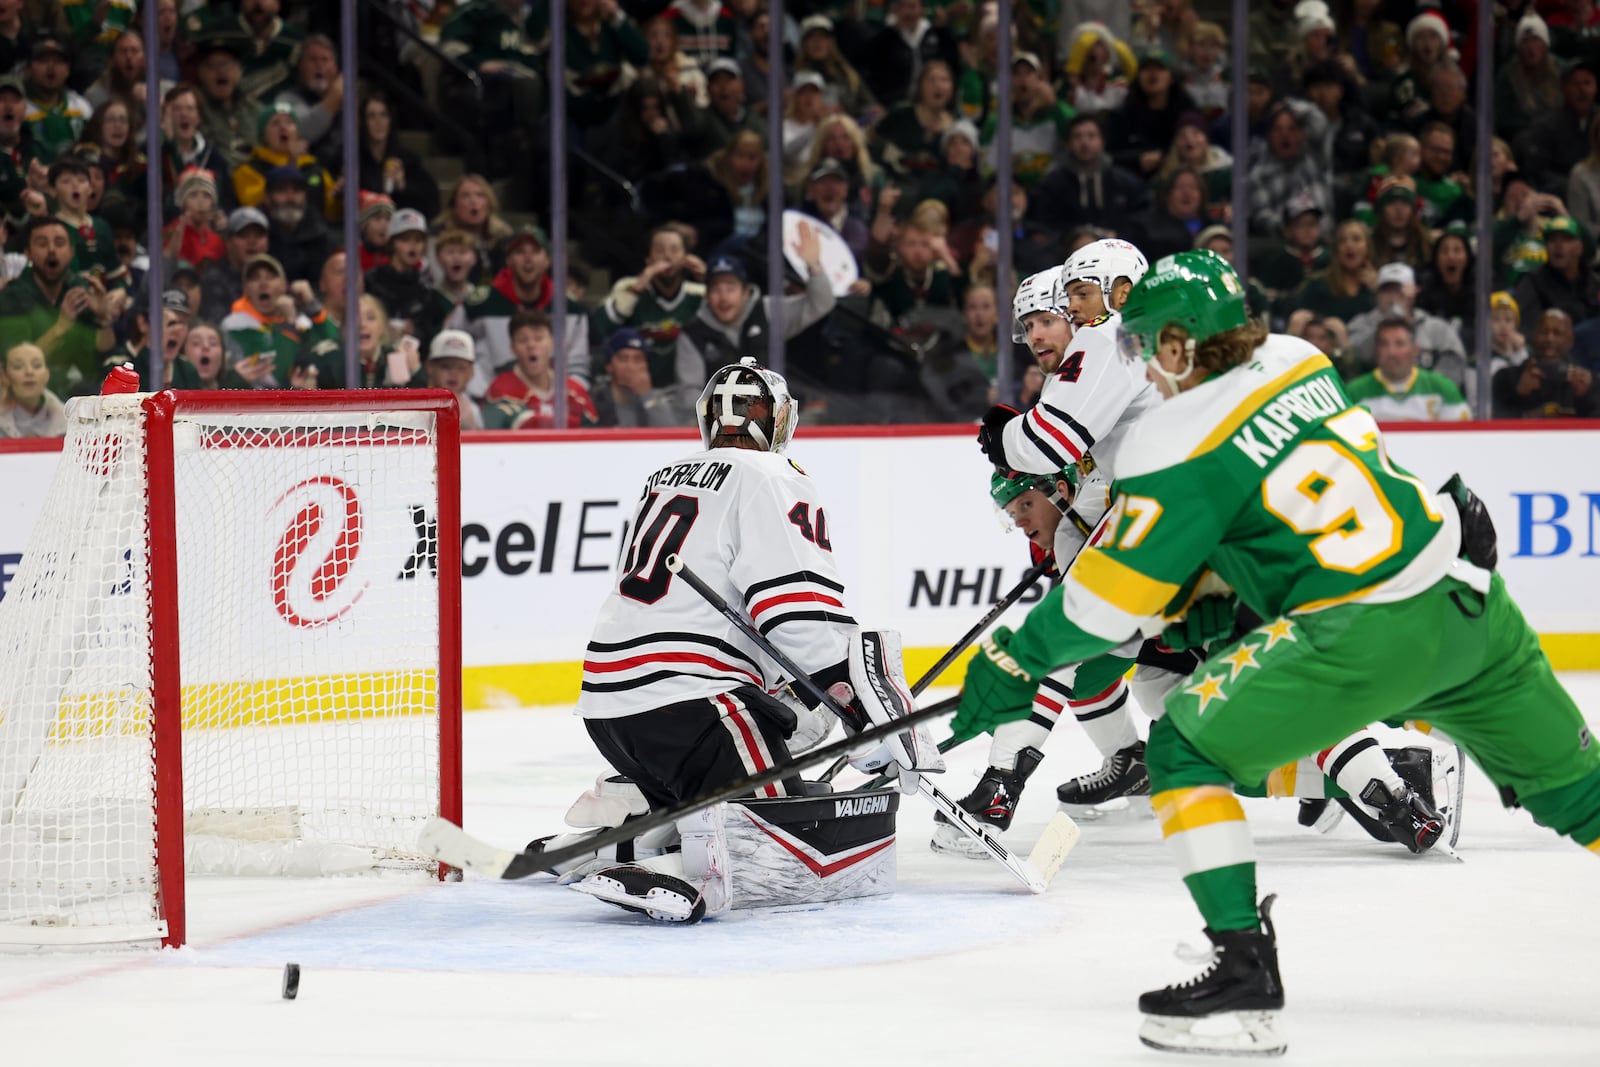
[
  {"left": 1138, "top": 1010, "right": 1287, "bottom": 1057},
  {"left": 569, "top": 875, "right": 698, "bottom": 921},
  {"left": 929, "top": 827, "right": 996, "bottom": 861},
  {"left": 1059, "top": 795, "right": 1154, "bottom": 823}
]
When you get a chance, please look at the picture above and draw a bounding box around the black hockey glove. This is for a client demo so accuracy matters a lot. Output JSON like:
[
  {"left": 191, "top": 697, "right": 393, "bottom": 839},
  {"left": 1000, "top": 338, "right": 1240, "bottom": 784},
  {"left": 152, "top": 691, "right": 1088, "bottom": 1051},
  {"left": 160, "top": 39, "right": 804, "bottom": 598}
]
[
  {"left": 978, "top": 404, "right": 1021, "bottom": 471},
  {"left": 1440, "top": 473, "right": 1497, "bottom": 571}
]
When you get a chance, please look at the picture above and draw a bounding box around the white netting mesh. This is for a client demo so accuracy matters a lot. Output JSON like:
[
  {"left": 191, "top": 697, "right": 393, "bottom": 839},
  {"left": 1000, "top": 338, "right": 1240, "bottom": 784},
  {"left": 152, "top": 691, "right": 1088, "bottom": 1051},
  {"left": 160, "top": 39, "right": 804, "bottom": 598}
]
[{"left": 0, "top": 396, "right": 445, "bottom": 945}]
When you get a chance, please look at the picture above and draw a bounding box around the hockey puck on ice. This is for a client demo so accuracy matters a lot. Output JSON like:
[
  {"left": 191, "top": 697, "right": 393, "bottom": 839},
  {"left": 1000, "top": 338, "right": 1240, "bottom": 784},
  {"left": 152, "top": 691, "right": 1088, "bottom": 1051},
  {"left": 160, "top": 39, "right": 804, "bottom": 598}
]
[{"left": 282, "top": 963, "right": 300, "bottom": 1000}]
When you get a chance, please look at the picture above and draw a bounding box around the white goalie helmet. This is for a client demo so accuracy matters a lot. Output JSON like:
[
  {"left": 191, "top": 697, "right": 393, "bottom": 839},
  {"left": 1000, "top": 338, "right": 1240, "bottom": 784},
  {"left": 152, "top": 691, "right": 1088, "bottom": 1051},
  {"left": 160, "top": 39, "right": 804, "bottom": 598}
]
[
  {"left": 1011, "top": 265, "right": 1069, "bottom": 342},
  {"left": 696, "top": 356, "right": 798, "bottom": 453},
  {"left": 1058, "top": 238, "right": 1151, "bottom": 305}
]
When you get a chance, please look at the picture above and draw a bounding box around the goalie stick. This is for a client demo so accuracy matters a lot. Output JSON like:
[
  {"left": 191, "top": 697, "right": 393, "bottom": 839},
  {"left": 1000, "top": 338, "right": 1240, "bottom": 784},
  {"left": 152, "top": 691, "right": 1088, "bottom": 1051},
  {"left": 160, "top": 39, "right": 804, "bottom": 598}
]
[
  {"left": 663, "top": 554, "right": 1073, "bottom": 893},
  {"left": 418, "top": 693, "right": 961, "bottom": 880},
  {"left": 818, "top": 556, "right": 1053, "bottom": 783}
]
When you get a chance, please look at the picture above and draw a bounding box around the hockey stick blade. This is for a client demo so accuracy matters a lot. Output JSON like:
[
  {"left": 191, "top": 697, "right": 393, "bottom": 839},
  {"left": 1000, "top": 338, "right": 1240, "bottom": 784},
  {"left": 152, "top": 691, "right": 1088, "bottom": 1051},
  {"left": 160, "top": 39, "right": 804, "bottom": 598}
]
[
  {"left": 418, "top": 693, "right": 962, "bottom": 880},
  {"left": 1025, "top": 812, "right": 1082, "bottom": 883},
  {"left": 917, "top": 779, "right": 1049, "bottom": 893}
]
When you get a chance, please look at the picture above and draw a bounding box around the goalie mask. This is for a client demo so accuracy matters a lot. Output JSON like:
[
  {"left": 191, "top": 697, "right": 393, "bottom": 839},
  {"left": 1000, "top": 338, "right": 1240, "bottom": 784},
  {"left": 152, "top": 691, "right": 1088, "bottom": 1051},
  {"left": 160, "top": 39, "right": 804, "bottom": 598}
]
[{"left": 696, "top": 356, "right": 798, "bottom": 453}]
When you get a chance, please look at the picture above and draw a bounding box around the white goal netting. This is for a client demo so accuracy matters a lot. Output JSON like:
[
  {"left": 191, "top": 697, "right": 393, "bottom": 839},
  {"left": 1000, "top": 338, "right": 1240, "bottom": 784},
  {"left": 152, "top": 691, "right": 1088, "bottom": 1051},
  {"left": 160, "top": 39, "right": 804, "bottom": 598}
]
[{"left": 0, "top": 393, "right": 452, "bottom": 946}]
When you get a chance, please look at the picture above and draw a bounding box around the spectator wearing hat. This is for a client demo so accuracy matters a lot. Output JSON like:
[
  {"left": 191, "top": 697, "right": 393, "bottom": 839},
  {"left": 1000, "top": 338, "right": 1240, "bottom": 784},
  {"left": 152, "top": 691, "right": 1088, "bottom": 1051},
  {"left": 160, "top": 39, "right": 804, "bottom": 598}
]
[
  {"left": 102, "top": 288, "right": 201, "bottom": 390},
  {"left": 1030, "top": 113, "right": 1151, "bottom": 233},
  {"left": 795, "top": 15, "right": 875, "bottom": 121},
  {"left": 0, "top": 77, "right": 40, "bottom": 219},
  {"left": 161, "top": 166, "right": 225, "bottom": 273},
  {"left": 675, "top": 224, "right": 835, "bottom": 406},
  {"left": 1513, "top": 214, "right": 1600, "bottom": 332},
  {"left": 781, "top": 71, "right": 830, "bottom": 182},
  {"left": 1487, "top": 290, "right": 1529, "bottom": 377},
  {"left": 269, "top": 34, "right": 343, "bottom": 170},
  {"left": 355, "top": 91, "right": 440, "bottom": 221},
  {"left": 0, "top": 215, "right": 116, "bottom": 396},
  {"left": 485, "top": 308, "right": 598, "bottom": 427},
  {"left": 799, "top": 157, "right": 870, "bottom": 268},
  {"left": 219, "top": 253, "right": 330, "bottom": 387},
  {"left": 1107, "top": 47, "right": 1197, "bottom": 177},
  {"left": 487, "top": 223, "right": 590, "bottom": 383},
  {"left": 159, "top": 83, "right": 236, "bottom": 219},
  {"left": 1345, "top": 317, "right": 1471, "bottom": 422},
  {"left": 690, "top": 57, "right": 767, "bottom": 157},
  {"left": 183, "top": 0, "right": 305, "bottom": 101},
  {"left": 200, "top": 205, "right": 269, "bottom": 321},
  {"left": 192, "top": 36, "right": 256, "bottom": 172},
  {"left": 1062, "top": 21, "right": 1135, "bottom": 114},
  {"left": 1246, "top": 99, "right": 1331, "bottom": 235},
  {"left": 355, "top": 191, "right": 394, "bottom": 273},
  {"left": 22, "top": 30, "right": 92, "bottom": 163},
  {"left": 261, "top": 165, "right": 332, "bottom": 285},
  {"left": 593, "top": 326, "right": 691, "bottom": 427},
  {"left": 1371, "top": 176, "right": 1431, "bottom": 271},
  {"left": 366, "top": 207, "right": 434, "bottom": 338},
  {"left": 1494, "top": 13, "right": 1562, "bottom": 143},
  {"left": 1515, "top": 57, "right": 1599, "bottom": 193},
  {"left": 1492, "top": 307, "right": 1599, "bottom": 418},
  {"left": 1386, "top": 9, "right": 1454, "bottom": 130},
  {"left": 425, "top": 328, "right": 484, "bottom": 431},
  {"left": 233, "top": 100, "right": 338, "bottom": 222},
  {"left": 979, "top": 52, "right": 1076, "bottom": 188},
  {"left": 1346, "top": 261, "right": 1470, "bottom": 393}
]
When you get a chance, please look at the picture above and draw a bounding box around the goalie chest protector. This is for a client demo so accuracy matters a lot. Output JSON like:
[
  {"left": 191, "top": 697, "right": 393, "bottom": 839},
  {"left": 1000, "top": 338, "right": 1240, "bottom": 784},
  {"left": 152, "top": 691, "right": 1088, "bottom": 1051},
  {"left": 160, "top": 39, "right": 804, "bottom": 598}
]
[{"left": 726, "top": 788, "right": 899, "bottom": 908}]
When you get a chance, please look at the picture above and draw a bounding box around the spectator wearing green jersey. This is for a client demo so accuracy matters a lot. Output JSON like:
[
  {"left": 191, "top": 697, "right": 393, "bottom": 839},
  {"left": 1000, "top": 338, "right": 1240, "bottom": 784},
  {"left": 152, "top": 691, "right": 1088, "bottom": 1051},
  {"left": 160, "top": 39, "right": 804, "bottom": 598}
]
[
  {"left": 21, "top": 31, "right": 92, "bottom": 163},
  {"left": 1345, "top": 317, "right": 1470, "bottom": 422},
  {"left": 979, "top": 52, "right": 1076, "bottom": 189},
  {"left": 181, "top": 0, "right": 304, "bottom": 101},
  {"left": 439, "top": 0, "right": 543, "bottom": 138},
  {"left": 0, "top": 215, "right": 115, "bottom": 396}
]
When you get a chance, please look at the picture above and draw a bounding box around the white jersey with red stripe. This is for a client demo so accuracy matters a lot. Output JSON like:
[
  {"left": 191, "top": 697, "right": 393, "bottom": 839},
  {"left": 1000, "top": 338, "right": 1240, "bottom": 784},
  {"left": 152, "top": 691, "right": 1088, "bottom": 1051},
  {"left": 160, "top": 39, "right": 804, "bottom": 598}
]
[
  {"left": 578, "top": 447, "right": 856, "bottom": 720},
  {"left": 999, "top": 310, "right": 1161, "bottom": 479}
]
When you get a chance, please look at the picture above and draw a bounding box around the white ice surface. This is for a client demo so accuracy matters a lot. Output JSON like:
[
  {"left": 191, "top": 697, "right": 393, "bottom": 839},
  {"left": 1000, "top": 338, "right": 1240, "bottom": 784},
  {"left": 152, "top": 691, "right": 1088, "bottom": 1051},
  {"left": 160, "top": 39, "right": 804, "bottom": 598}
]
[{"left": 4, "top": 679, "right": 1599, "bottom": 1066}]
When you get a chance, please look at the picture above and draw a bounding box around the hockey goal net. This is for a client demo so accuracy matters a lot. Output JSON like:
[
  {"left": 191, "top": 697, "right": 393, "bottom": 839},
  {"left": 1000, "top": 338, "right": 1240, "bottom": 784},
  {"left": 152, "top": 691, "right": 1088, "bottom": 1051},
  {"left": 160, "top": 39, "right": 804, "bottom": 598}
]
[{"left": 0, "top": 390, "right": 462, "bottom": 948}]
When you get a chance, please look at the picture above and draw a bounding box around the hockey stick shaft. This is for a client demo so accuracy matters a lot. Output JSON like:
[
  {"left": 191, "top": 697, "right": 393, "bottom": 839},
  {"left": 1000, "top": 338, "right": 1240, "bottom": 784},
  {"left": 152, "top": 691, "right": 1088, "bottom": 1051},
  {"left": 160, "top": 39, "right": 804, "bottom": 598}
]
[
  {"left": 419, "top": 693, "right": 961, "bottom": 879},
  {"left": 664, "top": 554, "right": 1051, "bottom": 892},
  {"left": 818, "top": 556, "right": 1052, "bottom": 782}
]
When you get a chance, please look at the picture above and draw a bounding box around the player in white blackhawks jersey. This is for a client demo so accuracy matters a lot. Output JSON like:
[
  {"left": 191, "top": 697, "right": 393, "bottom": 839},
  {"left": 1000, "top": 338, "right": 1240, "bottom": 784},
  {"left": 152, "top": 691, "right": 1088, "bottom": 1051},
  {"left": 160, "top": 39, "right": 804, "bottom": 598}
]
[{"left": 558, "top": 357, "right": 939, "bottom": 923}]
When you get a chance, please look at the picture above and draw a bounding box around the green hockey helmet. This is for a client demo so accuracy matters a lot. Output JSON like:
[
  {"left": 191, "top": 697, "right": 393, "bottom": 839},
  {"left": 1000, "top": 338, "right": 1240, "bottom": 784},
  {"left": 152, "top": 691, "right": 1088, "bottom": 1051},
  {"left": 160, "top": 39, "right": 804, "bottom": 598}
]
[
  {"left": 989, "top": 466, "right": 1076, "bottom": 515},
  {"left": 1117, "top": 249, "right": 1249, "bottom": 367}
]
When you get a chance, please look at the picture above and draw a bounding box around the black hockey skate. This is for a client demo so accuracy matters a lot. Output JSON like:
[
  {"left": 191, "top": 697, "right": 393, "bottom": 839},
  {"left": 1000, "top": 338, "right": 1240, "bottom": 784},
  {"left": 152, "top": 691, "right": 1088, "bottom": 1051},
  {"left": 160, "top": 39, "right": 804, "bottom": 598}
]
[
  {"left": 1055, "top": 741, "right": 1150, "bottom": 818},
  {"left": 1336, "top": 746, "right": 1452, "bottom": 855},
  {"left": 1138, "top": 894, "right": 1287, "bottom": 1057},
  {"left": 931, "top": 747, "right": 1043, "bottom": 859},
  {"left": 569, "top": 863, "right": 707, "bottom": 923}
]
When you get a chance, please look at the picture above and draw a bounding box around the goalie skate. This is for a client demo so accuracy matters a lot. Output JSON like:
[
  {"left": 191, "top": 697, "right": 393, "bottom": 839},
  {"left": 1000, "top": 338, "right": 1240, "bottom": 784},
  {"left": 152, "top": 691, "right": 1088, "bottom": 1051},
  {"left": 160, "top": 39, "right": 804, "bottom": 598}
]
[{"left": 570, "top": 864, "right": 706, "bottom": 923}]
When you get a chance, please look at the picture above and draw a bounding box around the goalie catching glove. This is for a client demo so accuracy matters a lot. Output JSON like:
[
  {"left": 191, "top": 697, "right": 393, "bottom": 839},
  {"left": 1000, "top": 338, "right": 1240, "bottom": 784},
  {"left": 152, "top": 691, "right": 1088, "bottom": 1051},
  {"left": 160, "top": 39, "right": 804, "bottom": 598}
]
[{"left": 822, "top": 629, "right": 944, "bottom": 794}]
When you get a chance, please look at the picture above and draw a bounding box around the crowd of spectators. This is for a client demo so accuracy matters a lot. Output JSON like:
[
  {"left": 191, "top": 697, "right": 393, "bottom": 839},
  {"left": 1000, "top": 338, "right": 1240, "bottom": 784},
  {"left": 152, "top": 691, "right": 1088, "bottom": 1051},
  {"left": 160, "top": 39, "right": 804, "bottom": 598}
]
[{"left": 2, "top": 0, "right": 1599, "bottom": 439}]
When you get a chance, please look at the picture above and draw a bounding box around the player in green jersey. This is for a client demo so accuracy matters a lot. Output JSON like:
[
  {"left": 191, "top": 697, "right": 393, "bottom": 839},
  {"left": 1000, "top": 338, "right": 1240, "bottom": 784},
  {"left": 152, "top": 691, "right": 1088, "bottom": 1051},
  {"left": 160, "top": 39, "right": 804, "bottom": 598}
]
[{"left": 958, "top": 250, "right": 1600, "bottom": 1056}]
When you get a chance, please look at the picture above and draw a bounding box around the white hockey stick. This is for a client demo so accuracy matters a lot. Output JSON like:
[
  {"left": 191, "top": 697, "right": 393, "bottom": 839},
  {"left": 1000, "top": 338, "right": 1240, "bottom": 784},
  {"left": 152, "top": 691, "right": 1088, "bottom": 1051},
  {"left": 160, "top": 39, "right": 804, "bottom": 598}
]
[{"left": 665, "top": 554, "right": 1072, "bottom": 893}]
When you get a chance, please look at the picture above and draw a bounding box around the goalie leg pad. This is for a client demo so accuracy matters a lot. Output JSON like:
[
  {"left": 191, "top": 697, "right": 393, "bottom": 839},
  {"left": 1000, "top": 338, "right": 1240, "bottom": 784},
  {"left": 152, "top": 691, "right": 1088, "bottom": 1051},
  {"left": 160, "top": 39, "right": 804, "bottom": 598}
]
[
  {"left": 724, "top": 788, "right": 899, "bottom": 907},
  {"left": 678, "top": 803, "right": 731, "bottom": 918},
  {"left": 565, "top": 774, "right": 650, "bottom": 830}
]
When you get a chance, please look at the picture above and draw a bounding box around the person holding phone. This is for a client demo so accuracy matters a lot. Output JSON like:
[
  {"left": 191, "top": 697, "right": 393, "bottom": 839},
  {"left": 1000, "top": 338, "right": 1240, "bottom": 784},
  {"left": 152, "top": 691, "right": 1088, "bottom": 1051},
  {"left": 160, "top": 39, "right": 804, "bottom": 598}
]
[{"left": 1492, "top": 307, "right": 1599, "bottom": 417}]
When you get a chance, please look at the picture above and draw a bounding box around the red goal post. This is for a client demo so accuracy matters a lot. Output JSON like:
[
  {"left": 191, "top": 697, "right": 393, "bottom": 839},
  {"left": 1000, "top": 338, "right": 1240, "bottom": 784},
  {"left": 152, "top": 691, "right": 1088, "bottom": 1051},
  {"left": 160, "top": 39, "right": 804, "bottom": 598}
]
[{"left": 0, "top": 390, "right": 462, "bottom": 948}]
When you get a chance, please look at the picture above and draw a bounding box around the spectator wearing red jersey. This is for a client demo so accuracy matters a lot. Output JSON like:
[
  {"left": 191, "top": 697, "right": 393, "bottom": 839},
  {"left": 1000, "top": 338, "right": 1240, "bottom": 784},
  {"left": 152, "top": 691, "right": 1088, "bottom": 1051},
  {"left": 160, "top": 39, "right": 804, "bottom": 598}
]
[{"left": 485, "top": 308, "right": 599, "bottom": 427}]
